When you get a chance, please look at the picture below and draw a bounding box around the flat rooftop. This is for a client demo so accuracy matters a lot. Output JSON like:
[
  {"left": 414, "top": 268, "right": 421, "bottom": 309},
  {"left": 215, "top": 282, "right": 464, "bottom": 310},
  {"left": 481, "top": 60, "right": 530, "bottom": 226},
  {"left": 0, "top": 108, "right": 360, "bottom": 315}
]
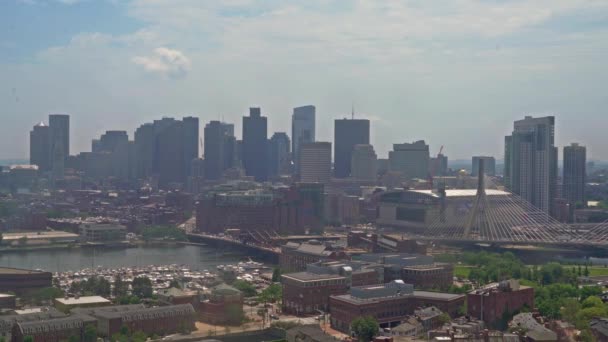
[
  {"left": 2, "top": 231, "right": 79, "bottom": 240},
  {"left": 410, "top": 189, "right": 510, "bottom": 197},
  {"left": 54, "top": 296, "right": 111, "bottom": 306},
  {"left": 283, "top": 272, "right": 344, "bottom": 282},
  {"left": 332, "top": 290, "right": 464, "bottom": 304},
  {"left": 0, "top": 267, "right": 49, "bottom": 275}
]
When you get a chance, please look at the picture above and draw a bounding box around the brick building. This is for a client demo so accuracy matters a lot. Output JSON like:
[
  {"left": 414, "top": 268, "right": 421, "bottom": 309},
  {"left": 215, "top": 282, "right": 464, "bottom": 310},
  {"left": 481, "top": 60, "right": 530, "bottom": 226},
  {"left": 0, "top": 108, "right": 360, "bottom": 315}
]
[
  {"left": 282, "top": 260, "right": 384, "bottom": 315},
  {"left": 330, "top": 280, "right": 465, "bottom": 334},
  {"left": 356, "top": 253, "right": 454, "bottom": 290},
  {"left": 279, "top": 240, "right": 347, "bottom": 273},
  {"left": 196, "top": 184, "right": 323, "bottom": 235},
  {"left": 199, "top": 284, "right": 244, "bottom": 325},
  {"left": 72, "top": 304, "right": 195, "bottom": 337},
  {"left": 467, "top": 280, "right": 534, "bottom": 327},
  {"left": 0, "top": 267, "right": 52, "bottom": 295},
  {"left": 13, "top": 317, "right": 85, "bottom": 342}
]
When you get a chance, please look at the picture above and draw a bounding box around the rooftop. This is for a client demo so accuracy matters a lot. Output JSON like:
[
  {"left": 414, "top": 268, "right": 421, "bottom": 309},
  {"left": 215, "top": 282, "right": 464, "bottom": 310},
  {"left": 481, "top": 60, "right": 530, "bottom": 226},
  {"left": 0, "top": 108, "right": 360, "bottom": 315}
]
[
  {"left": 282, "top": 272, "right": 345, "bottom": 282},
  {"left": 2, "top": 231, "right": 79, "bottom": 241},
  {"left": 410, "top": 189, "right": 510, "bottom": 197},
  {"left": 0, "top": 267, "right": 49, "bottom": 275},
  {"left": 54, "top": 296, "right": 111, "bottom": 306}
]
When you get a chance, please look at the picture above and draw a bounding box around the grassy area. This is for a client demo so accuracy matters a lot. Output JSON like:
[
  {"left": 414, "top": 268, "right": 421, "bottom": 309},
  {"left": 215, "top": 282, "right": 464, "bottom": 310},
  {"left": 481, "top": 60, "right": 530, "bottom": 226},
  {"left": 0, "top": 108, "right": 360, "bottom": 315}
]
[
  {"left": 454, "top": 265, "right": 473, "bottom": 278},
  {"left": 588, "top": 267, "right": 608, "bottom": 277}
]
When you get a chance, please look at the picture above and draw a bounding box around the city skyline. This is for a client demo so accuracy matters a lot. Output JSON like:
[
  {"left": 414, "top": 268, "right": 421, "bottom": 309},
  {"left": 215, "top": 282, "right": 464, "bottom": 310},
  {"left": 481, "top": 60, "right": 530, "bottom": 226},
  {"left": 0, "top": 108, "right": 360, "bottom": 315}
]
[{"left": 2, "top": 1, "right": 608, "bottom": 160}]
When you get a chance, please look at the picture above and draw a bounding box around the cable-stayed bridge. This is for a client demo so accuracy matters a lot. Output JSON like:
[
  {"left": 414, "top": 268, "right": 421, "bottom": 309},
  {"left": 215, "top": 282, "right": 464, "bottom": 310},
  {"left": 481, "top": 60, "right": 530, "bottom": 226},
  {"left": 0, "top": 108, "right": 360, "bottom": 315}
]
[{"left": 410, "top": 162, "right": 608, "bottom": 246}]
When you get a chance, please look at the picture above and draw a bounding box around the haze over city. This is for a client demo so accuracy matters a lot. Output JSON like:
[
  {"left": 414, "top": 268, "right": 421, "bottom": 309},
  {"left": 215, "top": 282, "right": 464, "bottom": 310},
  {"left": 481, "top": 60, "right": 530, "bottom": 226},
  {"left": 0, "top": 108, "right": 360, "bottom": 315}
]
[{"left": 2, "top": 0, "right": 608, "bottom": 160}]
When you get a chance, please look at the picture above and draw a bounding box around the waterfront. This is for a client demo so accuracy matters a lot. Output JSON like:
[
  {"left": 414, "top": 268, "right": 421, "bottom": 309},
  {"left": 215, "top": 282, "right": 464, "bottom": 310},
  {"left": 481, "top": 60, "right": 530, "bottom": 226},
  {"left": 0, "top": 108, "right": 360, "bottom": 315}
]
[{"left": 0, "top": 244, "right": 256, "bottom": 273}]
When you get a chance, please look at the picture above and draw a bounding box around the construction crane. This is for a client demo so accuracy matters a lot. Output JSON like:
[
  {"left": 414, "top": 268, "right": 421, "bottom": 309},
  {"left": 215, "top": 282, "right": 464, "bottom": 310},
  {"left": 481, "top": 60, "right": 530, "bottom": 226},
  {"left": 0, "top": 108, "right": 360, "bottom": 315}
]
[{"left": 428, "top": 145, "right": 444, "bottom": 190}]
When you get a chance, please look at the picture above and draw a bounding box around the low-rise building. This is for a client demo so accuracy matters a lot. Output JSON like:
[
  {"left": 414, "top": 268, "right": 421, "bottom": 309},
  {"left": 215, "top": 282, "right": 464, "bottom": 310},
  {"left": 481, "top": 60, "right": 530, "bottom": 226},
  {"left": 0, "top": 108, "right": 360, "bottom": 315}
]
[
  {"left": 356, "top": 253, "right": 453, "bottom": 290},
  {"left": 0, "top": 308, "right": 66, "bottom": 342},
  {"left": 1, "top": 231, "right": 79, "bottom": 246},
  {"left": 13, "top": 316, "right": 85, "bottom": 342},
  {"left": 590, "top": 318, "right": 608, "bottom": 342},
  {"left": 79, "top": 223, "right": 126, "bottom": 242},
  {"left": 286, "top": 324, "right": 336, "bottom": 342},
  {"left": 0, "top": 267, "right": 52, "bottom": 295},
  {"left": 199, "top": 284, "right": 244, "bottom": 325},
  {"left": 54, "top": 296, "right": 112, "bottom": 313},
  {"left": 280, "top": 240, "right": 347, "bottom": 273},
  {"left": 467, "top": 280, "right": 534, "bottom": 327},
  {"left": 282, "top": 260, "right": 384, "bottom": 315},
  {"left": 329, "top": 280, "right": 465, "bottom": 334},
  {"left": 0, "top": 294, "right": 16, "bottom": 309},
  {"left": 72, "top": 304, "right": 195, "bottom": 337}
]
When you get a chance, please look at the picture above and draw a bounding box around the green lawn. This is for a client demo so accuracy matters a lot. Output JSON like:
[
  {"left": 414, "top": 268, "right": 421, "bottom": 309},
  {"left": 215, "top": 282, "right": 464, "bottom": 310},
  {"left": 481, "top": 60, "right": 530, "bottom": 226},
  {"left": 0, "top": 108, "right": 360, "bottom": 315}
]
[
  {"left": 588, "top": 267, "right": 608, "bottom": 277},
  {"left": 454, "top": 265, "right": 473, "bottom": 278}
]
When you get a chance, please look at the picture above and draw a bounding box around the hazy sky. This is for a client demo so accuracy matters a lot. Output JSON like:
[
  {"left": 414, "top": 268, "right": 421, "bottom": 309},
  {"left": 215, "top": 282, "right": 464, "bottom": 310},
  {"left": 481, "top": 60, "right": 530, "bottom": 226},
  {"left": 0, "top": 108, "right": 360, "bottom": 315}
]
[{"left": 1, "top": 0, "right": 607, "bottom": 161}]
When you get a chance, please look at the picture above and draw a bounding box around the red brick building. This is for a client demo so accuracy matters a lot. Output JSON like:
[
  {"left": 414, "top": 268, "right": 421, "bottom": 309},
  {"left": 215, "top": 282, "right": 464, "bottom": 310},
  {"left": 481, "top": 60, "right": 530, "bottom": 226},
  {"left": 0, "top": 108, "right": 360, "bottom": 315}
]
[
  {"left": 199, "top": 284, "right": 244, "bottom": 325},
  {"left": 196, "top": 184, "right": 323, "bottom": 235},
  {"left": 72, "top": 304, "right": 195, "bottom": 337},
  {"left": 13, "top": 317, "right": 85, "bottom": 342},
  {"left": 467, "top": 280, "right": 534, "bottom": 327},
  {"left": 330, "top": 280, "right": 465, "bottom": 334},
  {"left": 0, "top": 267, "right": 52, "bottom": 295},
  {"left": 282, "top": 260, "right": 384, "bottom": 315}
]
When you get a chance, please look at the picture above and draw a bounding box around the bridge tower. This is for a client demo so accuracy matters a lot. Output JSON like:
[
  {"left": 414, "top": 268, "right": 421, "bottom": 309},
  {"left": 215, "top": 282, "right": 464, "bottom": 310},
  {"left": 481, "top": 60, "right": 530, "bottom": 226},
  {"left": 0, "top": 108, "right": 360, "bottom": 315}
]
[{"left": 464, "top": 158, "right": 488, "bottom": 238}]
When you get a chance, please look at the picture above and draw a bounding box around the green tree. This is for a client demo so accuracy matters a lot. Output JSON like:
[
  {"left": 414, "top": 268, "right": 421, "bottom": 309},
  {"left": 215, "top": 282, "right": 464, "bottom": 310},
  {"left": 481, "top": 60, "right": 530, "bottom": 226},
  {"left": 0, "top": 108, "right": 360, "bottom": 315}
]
[
  {"left": 272, "top": 268, "right": 282, "bottom": 283},
  {"left": 233, "top": 280, "right": 257, "bottom": 297},
  {"left": 437, "top": 313, "right": 451, "bottom": 326},
  {"left": 559, "top": 298, "right": 581, "bottom": 323},
  {"left": 30, "top": 287, "right": 64, "bottom": 305},
  {"left": 113, "top": 274, "right": 127, "bottom": 297},
  {"left": 68, "top": 335, "right": 79, "bottom": 342},
  {"left": 23, "top": 337, "right": 33, "bottom": 342},
  {"left": 351, "top": 316, "right": 379, "bottom": 342},
  {"left": 131, "top": 331, "right": 147, "bottom": 342},
  {"left": 84, "top": 324, "right": 97, "bottom": 342},
  {"left": 580, "top": 286, "right": 602, "bottom": 302},
  {"left": 132, "top": 276, "right": 153, "bottom": 298},
  {"left": 584, "top": 265, "right": 590, "bottom": 277},
  {"left": 259, "top": 283, "right": 282, "bottom": 304}
]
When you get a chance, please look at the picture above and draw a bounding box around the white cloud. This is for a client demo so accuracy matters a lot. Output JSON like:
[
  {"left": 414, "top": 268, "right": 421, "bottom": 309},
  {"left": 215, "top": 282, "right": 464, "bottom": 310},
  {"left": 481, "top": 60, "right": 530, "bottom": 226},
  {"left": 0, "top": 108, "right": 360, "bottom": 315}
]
[{"left": 132, "top": 47, "right": 192, "bottom": 78}]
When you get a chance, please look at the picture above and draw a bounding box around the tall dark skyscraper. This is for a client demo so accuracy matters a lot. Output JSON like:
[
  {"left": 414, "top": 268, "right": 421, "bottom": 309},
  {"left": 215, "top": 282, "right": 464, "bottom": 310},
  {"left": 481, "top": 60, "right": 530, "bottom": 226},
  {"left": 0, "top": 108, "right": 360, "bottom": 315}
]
[
  {"left": 563, "top": 143, "right": 586, "bottom": 206},
  {"left": 334, "top": 118, "right": 370, "bottom": 178},
  {"left": 243, "top": 107, "right": 268, "bottom": 181},
  {"left": 134, "top": 123, "right": 155, "bottom": 179},
  {"left": 48, "top": 114, "right": 70, "bottom": 171},
  {"left": 269, "top": 132, "right": 291, "bottom": 177},
  {"left": 182, "top": 116, "right": 200, "bottom": 180},
  {"left": 133, "top": 117, "right": 199, "bottom": 188},
  {"left": 504, "top": 116, "right": 557, "bottom": 213},
  {"left": 292, "top": 105, "right": 315, "bottom": 173},
  {"left": 204, "top": 121, "right": 235, "bottom": 180},
  {"left": 29, "top": 122, "right": 50, "bottom": 172}
]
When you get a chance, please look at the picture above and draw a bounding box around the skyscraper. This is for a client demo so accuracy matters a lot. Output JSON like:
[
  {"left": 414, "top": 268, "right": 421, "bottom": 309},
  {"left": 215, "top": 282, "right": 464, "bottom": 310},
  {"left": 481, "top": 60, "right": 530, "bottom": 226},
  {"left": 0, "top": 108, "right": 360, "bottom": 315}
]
[
  {"left": 563, "top": 143, "right": 586, "bottom": 207},
  {"left": 204, "top": 121, "right": 234, "bottom": 180},
  {"left": 388, "top": 140, "right": 430, "bottom": 180},
  {"left": 292, "top": 105, "right": 315, "bottom": 173},
  {"left": 351, "top": 144, "right": 377, "bottom": 181},
  {"left": 48, "top": 114, "right": 70, "bottom": 171},
  {"left": 182, "top": 116, "right": 200, "bottom": 180},
  {"left": 504, "top": 116, "right": 557, "bottom": 213},
  {"left": 472, "top": 156, "right": 496, "bottom": 176},
  {"left": 98, "top": 130, "right": 130, "bottom": 180},
  {"left": 133, "top": 117, "right": 199, "bottom": 187},
  {"left": 300, "top": 142, "right": 332, "bottom": 184},
  {"left": 243, "top": 107, "right": 268, "bottom": 181},
  {"left": 30, "top": 122, "right": 50, "bottom": 172},
  {"left": 269, "top": 132, "right": 291, "bottom": 177},
  {"left": 334, "top": 118, "right": 370, "bottom": 178}
]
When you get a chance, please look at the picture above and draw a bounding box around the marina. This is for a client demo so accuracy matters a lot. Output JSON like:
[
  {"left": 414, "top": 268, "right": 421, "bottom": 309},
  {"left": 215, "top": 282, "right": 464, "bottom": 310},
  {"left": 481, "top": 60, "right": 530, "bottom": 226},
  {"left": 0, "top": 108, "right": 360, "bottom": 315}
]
[{"left": 0, "top": 244, "right": 273, "bottom": 273}]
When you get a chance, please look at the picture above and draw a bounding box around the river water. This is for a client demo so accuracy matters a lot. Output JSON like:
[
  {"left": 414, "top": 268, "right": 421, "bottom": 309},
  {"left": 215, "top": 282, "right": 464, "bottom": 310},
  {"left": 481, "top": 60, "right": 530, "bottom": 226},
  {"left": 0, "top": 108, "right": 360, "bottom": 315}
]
[{"left": 0, "top": 245, "right": 255, "bottom": 273}]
